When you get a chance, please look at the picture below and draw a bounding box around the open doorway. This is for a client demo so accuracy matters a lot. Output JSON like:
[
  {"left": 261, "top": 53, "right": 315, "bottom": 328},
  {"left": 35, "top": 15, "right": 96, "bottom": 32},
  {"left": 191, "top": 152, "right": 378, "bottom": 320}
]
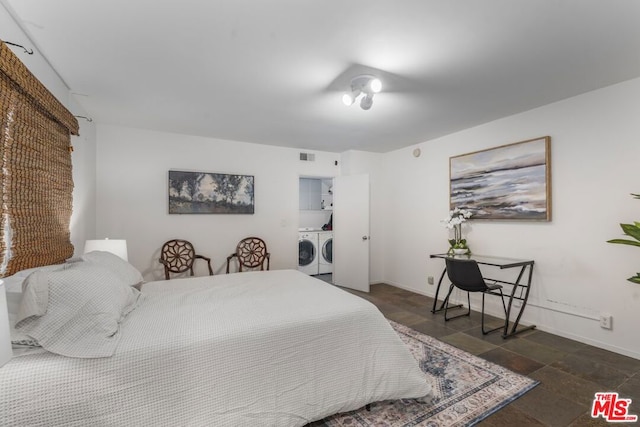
[{"left": 298, "top": 176, "right": 333, "bottom": 282}]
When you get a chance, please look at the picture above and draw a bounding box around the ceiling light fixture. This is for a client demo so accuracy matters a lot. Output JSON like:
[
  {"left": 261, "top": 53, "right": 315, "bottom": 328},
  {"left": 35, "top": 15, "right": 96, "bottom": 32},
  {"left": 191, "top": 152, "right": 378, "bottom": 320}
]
[{"left": 342, "top": 74, "right": 382, "bottom": 110}]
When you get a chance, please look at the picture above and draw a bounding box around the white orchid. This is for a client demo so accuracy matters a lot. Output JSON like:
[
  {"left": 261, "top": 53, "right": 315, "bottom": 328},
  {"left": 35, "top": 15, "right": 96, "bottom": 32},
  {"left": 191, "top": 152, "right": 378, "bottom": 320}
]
[
  {"left": 442, "top": 207, "right": 473, "bottom": 252},
  {"left": 442, "top": 207, "right": 472, "bottom": 228}
]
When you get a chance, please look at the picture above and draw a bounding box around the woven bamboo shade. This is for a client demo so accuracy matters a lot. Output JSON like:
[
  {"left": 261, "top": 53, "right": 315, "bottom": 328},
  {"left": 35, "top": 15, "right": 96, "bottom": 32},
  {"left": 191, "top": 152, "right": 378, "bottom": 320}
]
[{"left": 0, "top": 41, "right": 79, "bottom": 277}]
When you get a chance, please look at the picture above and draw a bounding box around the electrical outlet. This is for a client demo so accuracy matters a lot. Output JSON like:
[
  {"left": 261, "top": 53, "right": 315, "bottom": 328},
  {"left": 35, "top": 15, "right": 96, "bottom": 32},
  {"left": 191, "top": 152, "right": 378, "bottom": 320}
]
[
  {"left": 427, "top": 276, "right": 434, "bottom": 285},
  {"left": 600, "top": 314, "right": 613, "bottom": 330}
]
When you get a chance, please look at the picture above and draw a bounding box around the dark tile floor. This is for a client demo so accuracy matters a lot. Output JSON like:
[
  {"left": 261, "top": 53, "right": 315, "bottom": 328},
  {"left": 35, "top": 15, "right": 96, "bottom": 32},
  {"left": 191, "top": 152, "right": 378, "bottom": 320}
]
[{"left": 320, "top": 276, "right": 640, "bottom": 426}]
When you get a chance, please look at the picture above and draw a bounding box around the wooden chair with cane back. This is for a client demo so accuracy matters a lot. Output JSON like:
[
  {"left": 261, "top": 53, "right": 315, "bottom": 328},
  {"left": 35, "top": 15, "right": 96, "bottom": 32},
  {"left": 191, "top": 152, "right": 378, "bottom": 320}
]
[
  {"left": 226, "top": 237, "right": 270, "bottom": 273},
  {"left": 159, "top": 239, "right": 213, "bottom": 280}
]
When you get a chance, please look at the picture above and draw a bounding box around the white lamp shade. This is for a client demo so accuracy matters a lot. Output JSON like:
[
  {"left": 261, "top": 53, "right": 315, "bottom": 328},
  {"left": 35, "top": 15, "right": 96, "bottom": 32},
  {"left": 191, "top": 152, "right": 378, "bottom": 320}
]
[
  {"left": 84, "top": 239, "right": 128, "bottom": 261},
  {"left": 0, "top": 282, "right": 12, "bottom": 367}
]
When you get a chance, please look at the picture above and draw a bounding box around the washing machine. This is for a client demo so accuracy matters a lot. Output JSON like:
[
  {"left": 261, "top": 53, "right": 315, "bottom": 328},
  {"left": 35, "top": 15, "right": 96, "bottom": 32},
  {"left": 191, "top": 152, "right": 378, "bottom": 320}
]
[
  {"left": 298, "top": 231, "right": 319, "bottom": 275},
  {"left": 318, "top": 231, "right": 333, "bottom": 274}
]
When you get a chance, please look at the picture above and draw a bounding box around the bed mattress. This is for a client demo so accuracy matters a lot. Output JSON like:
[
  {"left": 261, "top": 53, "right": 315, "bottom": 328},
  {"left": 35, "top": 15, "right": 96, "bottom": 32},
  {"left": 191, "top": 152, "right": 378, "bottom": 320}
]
[{"left": 1, "top": 269, "right": 431, "bottom": 426}]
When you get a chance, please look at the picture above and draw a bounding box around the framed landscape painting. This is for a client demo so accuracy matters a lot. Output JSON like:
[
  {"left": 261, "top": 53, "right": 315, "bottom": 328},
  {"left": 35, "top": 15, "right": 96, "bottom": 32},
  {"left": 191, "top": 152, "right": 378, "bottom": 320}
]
[
  {"left": 169, "top": 170, "right": 254, "bottom": 214},
  {"left": 449, "top": 136, "right": 551, "bottom": 220}
]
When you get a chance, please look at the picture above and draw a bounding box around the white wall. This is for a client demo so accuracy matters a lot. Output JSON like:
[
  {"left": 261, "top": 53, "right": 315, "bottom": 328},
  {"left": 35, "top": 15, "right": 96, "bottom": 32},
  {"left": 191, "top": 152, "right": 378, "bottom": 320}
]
[
  {"left": 379, "top": 77, "right": 640, "bottom": 359},
  {"left": 1, "top": 3, "right": 97, "bottom": 257},
  {"left": 95, "top": 124, "right": 339, "bottom": 279},
  {"left": 69, "top": 101, "right": 97, "bottom": 255}
]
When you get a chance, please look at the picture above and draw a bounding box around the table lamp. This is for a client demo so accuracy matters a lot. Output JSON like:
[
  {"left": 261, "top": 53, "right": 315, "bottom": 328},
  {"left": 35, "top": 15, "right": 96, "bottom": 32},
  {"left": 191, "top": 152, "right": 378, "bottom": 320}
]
[{"left": 84, "top": 238, "right": 128, "bottom": 261}]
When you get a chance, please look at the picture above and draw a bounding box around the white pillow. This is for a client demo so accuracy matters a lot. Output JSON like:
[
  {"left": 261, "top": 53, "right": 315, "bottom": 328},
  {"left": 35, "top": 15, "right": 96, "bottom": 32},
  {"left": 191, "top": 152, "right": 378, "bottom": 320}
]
[
  {"left": 81, "top": 251, "right": 144, "bottom": 287},
  {"left": 15, "top": 262, "right": 142, "bottom": 358},
  {"left": 6, "top": 292, "right": 40, "bottom": 347},
  {"left": 3, "top": 264, "right": 65, "bottom": 294},
  {"left": 4, "top": 266, "right": 68, "bottom": 347}
]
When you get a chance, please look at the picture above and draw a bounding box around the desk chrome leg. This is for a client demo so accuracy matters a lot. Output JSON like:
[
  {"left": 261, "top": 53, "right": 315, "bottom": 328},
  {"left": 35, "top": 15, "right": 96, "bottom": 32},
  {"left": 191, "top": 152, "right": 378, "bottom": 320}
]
[{"left": 431, "top": 267, "right": 462, "bottom": 314}]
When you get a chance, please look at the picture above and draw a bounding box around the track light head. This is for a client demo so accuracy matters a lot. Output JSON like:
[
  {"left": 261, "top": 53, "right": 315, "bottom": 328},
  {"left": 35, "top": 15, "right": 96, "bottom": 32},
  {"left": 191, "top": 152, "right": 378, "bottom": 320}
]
[
  {"left": 342, "top": 92, "right": 356, "bottom": 106},
  {"left": 369, "top": 78, "right": 382, "bottom": 93},
  {"left": 360, "top": 94, "right": 374, "bottom": 110}
]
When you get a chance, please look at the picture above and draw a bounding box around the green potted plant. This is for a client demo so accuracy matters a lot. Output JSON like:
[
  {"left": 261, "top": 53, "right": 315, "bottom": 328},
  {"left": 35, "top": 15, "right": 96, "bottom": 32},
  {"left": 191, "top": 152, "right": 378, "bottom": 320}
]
[{"left": 607, "top": 193, "right": 640, "bottom": 284}]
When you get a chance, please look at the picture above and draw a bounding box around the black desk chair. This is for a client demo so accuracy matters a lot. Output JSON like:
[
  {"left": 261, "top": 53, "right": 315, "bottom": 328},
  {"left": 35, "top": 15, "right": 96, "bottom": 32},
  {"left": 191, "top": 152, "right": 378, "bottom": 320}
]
[{"left": 443, "top": 257, "right": 507, "bottom": 335}]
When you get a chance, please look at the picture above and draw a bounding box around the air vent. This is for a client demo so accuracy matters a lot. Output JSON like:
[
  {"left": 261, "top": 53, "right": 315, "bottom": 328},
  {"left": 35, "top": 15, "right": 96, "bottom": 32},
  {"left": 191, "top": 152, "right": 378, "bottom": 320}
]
[{"left": 299, "top": 152, "right": 315, "bottom": 162}]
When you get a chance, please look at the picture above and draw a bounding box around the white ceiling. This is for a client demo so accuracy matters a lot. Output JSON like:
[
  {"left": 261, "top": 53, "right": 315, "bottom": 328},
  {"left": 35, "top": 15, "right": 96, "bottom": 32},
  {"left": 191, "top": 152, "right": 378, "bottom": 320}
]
[{"left": 4, "top": 0, "right": 640, "bottom": 153}]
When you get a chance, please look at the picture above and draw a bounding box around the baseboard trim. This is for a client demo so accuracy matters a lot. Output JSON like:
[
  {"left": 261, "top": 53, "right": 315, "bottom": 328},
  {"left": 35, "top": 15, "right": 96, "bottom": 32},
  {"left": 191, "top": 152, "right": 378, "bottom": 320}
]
[{"left": 379, "top": 281, "right": 640, "bottom": 361}]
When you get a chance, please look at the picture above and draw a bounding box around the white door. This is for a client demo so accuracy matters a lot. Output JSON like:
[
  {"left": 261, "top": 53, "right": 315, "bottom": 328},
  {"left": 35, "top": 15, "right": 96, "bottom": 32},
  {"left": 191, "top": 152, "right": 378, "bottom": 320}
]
[{"left": 333, "top": 174, "right": 370, "bottom": 292}]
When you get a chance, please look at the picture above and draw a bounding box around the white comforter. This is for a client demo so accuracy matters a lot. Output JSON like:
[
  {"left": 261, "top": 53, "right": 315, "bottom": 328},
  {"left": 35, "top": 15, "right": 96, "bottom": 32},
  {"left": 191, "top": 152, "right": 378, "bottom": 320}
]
[{"left": 1, "top": 269, "right": 431, "bottom": 426}]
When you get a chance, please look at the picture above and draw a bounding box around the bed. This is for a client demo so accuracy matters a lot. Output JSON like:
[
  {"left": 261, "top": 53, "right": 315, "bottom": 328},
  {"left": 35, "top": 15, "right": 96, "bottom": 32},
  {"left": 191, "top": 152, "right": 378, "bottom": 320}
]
[{"left": 1, "top": 253, "right": 431, "bottom": 426}]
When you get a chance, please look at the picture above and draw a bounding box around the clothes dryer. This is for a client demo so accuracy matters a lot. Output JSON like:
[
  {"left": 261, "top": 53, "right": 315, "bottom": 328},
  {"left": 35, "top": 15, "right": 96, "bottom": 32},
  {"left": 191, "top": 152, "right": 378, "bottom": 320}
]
[
  {"left": 318, "top": 231, "right": 333, "bottom": 274},
  {"left": 298, "top": 231, "right": 319, "bottom": 275}
]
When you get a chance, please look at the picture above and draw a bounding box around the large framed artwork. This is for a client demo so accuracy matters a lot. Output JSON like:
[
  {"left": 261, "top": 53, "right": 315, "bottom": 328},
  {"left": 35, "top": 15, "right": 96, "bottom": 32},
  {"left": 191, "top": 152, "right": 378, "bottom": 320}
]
[
  {"left": 450, "top": 136, "right": 551, "bottom": 221},
  {"left": 168, "top": 170, "right": 254, "bottom": 214}
]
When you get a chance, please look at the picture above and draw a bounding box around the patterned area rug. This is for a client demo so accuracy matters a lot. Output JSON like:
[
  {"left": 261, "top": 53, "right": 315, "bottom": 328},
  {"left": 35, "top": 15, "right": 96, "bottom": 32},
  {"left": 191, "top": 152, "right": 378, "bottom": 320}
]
[{"left": 315, "top": 321, "right": 538, "bottom": 427}]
